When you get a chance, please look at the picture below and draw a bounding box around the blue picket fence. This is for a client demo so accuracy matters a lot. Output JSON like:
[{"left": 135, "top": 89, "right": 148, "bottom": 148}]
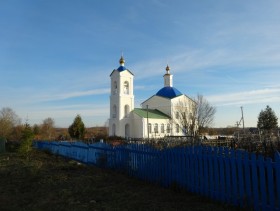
[{"left": 34, "top": 141, "right": 280, "bottom": 210}]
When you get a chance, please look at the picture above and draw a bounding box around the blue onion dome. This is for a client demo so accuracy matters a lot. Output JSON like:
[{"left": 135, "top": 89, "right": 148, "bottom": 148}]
[
  {"left": 117, "top": 56, "right": 126, "bottom": 71},
  {"left": 156, "top": 86, "right": 183, "bottom": 99}
]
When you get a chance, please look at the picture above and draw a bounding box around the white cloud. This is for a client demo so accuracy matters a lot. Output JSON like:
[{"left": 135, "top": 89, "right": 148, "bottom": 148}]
[
  {"left": 18, "top": 103, "right": 109, "bottom": 127},
  {"left": 207, "top": 88, "right": 280, "bottom": 106},
  {"left": 37, "top": 88, "right": 110, "bottom": 102}
]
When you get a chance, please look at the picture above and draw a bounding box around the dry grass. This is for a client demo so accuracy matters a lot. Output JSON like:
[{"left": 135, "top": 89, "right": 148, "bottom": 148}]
[{"left": 0, "top": 150, "right": 241, "bottom": 211}]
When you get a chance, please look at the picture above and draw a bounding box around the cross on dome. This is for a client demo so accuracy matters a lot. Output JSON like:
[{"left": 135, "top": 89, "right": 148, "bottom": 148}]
[
  {"left": 119, "top": 56, "right": 125, "bottom": 66},
  {"left": 166, "top": 64, "right": 170, "bottom": 74},
  {"left": 117, "top": 55, "right": 130, "bottom": 72}
]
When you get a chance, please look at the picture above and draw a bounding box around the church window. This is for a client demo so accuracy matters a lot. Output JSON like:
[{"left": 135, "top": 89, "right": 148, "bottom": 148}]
[
  {"left": 167, "top": 124, "right": 170, "bottom": 133},
  {"left": 183, "top": 126, "right": 187, "bottom": 135},
  {"left": 176, "top": 111, "right": 179, "bottom": 119},
  {"left": 113, "top": 81, "right": 117, "bottom": 94},
  {"left": 161, "top": 124, "right": 164, "bottom": 133},
  {"left": 154, "top": 123, "right": 158, "bottom": 133},
  {"left": 182, "top": 112, "right": 186, "bottom": 119},
  {"left": 125, "top": 124, "right": 130, "bottom": 138},
  {"left": 189, "top": 112, "right": 193, "bottom": 119},
  {"left": 176, "top": 124, "right": 179, "bottom": 133},
  {"left": 124, "top": 105, "right": 130, "bottom": 118},
  {"left": 124, "top": 81, "right": 129, "bottom": 94},
  {"left": 112, "top": 124, "right": 116, "bottom": 136},
  {"left": 113, "top": 105, "right": 117, "bottom": 118},
  {"left": 148, "top": 123, "right": 152, "bottom": 133}
]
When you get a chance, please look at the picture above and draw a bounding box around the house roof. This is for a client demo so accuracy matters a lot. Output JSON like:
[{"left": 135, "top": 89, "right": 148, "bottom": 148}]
[
  {"left": 156, "top": 86, "right": 183, "bottom": 99},
  {"left": 133, "top": 108, "right": 170, "bottom": 119}
]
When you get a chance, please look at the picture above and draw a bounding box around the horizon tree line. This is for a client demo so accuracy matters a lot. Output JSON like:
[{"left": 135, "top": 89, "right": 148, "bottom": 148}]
[{"left": 0, "top": 103, "right": 279, "bottom": 142}]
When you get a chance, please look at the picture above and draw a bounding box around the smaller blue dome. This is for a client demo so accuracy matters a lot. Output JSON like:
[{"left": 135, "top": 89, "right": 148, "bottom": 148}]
[
  {"left": 156, "top": 86, "right": 182, "bottom": 99},
  {"left": 117, "top": 66, "right": 127, "bottom": 71}
]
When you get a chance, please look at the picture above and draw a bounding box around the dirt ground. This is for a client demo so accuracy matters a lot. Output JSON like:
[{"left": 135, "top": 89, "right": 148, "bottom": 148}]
[{"left": 0, "top": 149, "right": 241, "bottom": 211}]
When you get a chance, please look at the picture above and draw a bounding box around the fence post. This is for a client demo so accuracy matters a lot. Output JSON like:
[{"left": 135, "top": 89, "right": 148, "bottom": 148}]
[
  {"left": 258, "top": 155, "right": 267, "bottom": 210},
  {"left": 266, "top": 158, "right": 274, "bottom": 209},
  {"left": 237, "top": 150, "right": 245, "bottom": 207},
  {"left": 230, "top": 149, "right": 238, "bottom": 206},
  {"left": 251, "top": 154, "right": 260, "bottom": 210},
  {"left": 218, "top": 147, "right": 226, "bottom": 203},
  {"left": 224, "top": 148, "right": 231, "bottom": 204},
  {"left": 185, "top": 147, "right": 191, "bottom": 191},
  {"left": 243, "top": 152, "right": 252, "bottom": 207},
  {"left": 202, "top": 146, "right": 209, "bottom": 197},
  {"left": 274, "top": 151, "right": 280, "bottom": 210},
  {"left": 198, "top": 146, "right": 204, "bottom": 195},
  {"left": 213, "top": 147, "right": 219, "bottom": 200}
]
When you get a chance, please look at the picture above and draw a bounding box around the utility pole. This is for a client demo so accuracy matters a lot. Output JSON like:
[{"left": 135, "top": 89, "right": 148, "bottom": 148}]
[
  {"left": 240, "top": 106, "right": 245, "bottom": 134},
  {"left": 235, "top": 107, "right": 245, "bottom": 140}
]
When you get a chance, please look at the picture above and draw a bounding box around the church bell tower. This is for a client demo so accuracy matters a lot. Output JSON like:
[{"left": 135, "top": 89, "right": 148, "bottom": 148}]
[{"left": 109, "top": 56, "right": 134, "bottom": 138}]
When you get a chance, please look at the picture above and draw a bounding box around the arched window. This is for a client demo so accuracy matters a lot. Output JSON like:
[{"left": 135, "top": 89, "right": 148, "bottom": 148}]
[
  {"left": 183, "top": 126, "right": 187, "bottom": 135},
  {"left": 112, "top": 124, "right": 116, "bottom": 136},
  {"left": 176, "top": 124, "right": 179, "bottom": 133},
  {"left": 154, "top": 123, "right": 158, "bottom": 133},
  {"left": 182, "top": 112, "right": 186, "bottom": 119},
  {"left": 113, "top": 105, "right": 117, "bottom": 118},
  {"left": 189, "top": 112, "right": 193, "bottom": 119},
  {"left": 176, "top": 111, "right": 179, "bottom": 119},
  {"left": 124, "top": 105, "right": 130, "bottom": 118},
  {"left": 148, "top": 123, "right": 152, "bottom": 133},
  {"left": 124, "top": 81, "right": 129, "bottom": 94},
  {"left": 167, "top": 124, "right": 171, "bottom": 133},
  {"left": 113, "top": 81, "right": 117, "bottom": 94},
  {"left": 161, "top": 124, "right": 164, "bottom": 133}
]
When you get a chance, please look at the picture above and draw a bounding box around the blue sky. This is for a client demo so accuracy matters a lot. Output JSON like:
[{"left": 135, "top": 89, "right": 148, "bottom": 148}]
[{"left": 1, "top": 0, "right": 280, "bottom": 128}]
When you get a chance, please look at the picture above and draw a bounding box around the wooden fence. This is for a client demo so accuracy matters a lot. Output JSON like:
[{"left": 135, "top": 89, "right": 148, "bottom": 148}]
[{"left": 34, "top": 141, "right": 280, "bottom": 210}]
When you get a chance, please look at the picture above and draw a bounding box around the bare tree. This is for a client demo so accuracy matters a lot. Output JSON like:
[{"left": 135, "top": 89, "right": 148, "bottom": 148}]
[
  {"left": 175, "top": 99, "right": 197, "bottom": 136},
  {"left": 195, "top": 94, "right": 216, "bottom": 134},
  {"left": 0, "top": 107, "right": 21, "bottom": 139},
  {"left": 176, "top": 94, "right": 216, "bottom": 136},
  {"left": 40, "top": 117, "right": 55, "bottom": 140}
]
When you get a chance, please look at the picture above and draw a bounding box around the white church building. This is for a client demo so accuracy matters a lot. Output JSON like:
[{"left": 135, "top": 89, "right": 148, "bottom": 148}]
[{"left": 109, "top": 56, "right": 196, "bottom": 139}]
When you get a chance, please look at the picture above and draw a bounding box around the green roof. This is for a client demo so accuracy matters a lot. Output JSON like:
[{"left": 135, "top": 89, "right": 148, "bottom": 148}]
[{"left": 133, "top": 108, "right": 170, "bottom": 119}]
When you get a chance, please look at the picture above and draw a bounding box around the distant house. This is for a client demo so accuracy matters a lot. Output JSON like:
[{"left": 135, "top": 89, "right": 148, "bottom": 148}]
[{"left": 108, "top": 56, "right": 196, "bottom": 139}]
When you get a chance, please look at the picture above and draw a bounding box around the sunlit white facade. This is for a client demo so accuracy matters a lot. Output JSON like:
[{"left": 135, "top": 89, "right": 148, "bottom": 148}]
[{"left": 109, "top": 56, "right": 195, "bottom": 139}]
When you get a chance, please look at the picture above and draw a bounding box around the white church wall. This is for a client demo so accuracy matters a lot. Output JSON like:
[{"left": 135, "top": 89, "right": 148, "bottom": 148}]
[
  {"left": 170, "top": 95, "right": 197, "bottom": 136},
  {"left": 119, "top": 71, "right": 134, "bottom": 120},
  {"left": 141, "top": 95, "right": 172, "bottom": 116},
  {"left": 109, "top": 57, "right": 197, "bottom": 139},
  {"left": 130, "top": 112, "right": 174, "bottom": 139},
  {"left": 109, "top": 66, "right": 134, "bottom": 137},
  {"left": 130, "top": 113, "right": 145, "bottom": 138},
  {"left": 144, "top": 118, "right": 173, "bottom": 138}
]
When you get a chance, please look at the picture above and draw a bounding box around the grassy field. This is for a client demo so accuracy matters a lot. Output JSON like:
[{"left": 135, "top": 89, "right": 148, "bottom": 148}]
[{"left": 0, "top": 149, "right": 240, "bottom": 211}]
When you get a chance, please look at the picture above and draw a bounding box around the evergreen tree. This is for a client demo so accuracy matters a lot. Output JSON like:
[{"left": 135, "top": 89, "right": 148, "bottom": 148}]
[
  {"left": 68, "top": 115, "right": 85, "bottom": 140},
  {"left": 257, "top": 105, "right": 278, "bottom": 134},
  {"left": 18, "top": 123, "right": 34, "bottom": 156}
]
